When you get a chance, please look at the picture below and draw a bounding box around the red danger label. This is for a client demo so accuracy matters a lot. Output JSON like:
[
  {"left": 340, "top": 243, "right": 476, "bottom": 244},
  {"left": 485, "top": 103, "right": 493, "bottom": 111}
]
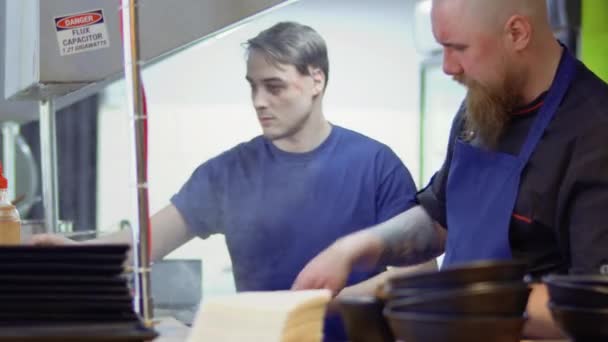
[
  {"left": 54, "top": 9, "right": 109, "bottom": 56},
  {"left": 55, "top": 11, "right": 103, "bottom": 30}
]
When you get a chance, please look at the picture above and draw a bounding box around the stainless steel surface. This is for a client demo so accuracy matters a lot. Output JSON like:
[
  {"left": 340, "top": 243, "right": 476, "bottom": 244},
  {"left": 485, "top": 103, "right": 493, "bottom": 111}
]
[
  {"left": 1, "top": 122, "right": 18, "bottom": 201},
  {"left": 0, "top": 101, "right": 40, "bottom": 125},
  {"left": 121, "top": 0, "right": 153, "bottom": 326},
  {"left": 154, "top": 317, "right": 190, "bottom": 342},
  {"left": 20, "top": 219, "right": 77, "bottom": 239},
  {"left": 0, "top": 1, "right": 38, "bottom": 123},
  {"left": 1, "top": 0, "right": 295, "bottom": 118},
  {"left": 13, "top": 133, "right": 39, "bottom": 216},
  {"left": 38, "top": 99, "right": 60, "bottom": 233}
]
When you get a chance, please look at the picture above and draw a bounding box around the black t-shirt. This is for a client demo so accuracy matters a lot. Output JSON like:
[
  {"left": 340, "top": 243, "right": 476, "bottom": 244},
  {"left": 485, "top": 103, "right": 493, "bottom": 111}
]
[{"left": 417, "top": 59, "right": 608, "bottom": 278}]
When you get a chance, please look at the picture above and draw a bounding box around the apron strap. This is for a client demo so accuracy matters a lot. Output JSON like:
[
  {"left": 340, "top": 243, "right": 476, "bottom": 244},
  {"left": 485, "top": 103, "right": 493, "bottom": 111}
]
[
  {"left": 517, "top": 49, "right": 577, "bottom": 166},
  {"left": 516, "top": 48, "right": 578, "bottom": 269}
]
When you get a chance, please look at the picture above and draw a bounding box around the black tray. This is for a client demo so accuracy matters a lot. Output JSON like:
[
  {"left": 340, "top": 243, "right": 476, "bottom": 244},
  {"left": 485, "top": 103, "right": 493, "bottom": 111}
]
[
  {"left": 0, "top": 253, "right": 126, "bottom": 264},
  {"left": 0, "top": 312, "right": 139, "bottom": 324},
  {"left": 0, "top": 322, "right": 157, "bottom": 341},
  {"left": 0, "top": 263, "right": 125, "bottom": 276},
  {"left": 0, "top": 275, "right": 128, "bottom": 286},
  {"left": 0, "top": 301, "right": 134, "bottom": 314},
  {"left": 0, "top": 245, "right": 129, "bottom": 255},
  {"left": 0, "top": 293, "right": 132, "bottom": 302},
  {"left": 0, "top": 284, "right": 130, "bottom": 295}
]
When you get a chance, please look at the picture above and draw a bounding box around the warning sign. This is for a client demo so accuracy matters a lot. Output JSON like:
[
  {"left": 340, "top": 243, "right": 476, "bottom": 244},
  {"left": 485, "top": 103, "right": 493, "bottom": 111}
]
[{"left": 54, "top": 9, "right": 110, "bottom": 56}]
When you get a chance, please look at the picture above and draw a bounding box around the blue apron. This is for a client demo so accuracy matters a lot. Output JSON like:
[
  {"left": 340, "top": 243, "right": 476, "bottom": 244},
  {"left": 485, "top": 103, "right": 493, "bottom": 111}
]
[{"left": 442, "top": 49, "right": 577, "bottom": 267}]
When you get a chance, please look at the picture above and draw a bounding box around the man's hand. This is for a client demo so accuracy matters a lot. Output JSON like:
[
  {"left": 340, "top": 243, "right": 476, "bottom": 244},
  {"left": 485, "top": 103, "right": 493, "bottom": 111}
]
[
  {"left": 27, "top": 234, "right": 78, "bottom": 246},
  {"left": 523, "top": 283, "right": 565, "bottom": 339},
  {"left": 292, "top": 240, "right": 354, "bottom": 296},
  {"left": 292, "top": 226, "right": 389, "bottom": 296}
]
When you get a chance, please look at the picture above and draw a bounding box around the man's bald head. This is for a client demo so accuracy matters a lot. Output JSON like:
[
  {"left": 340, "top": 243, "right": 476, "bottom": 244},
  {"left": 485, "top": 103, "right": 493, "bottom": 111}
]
[
  {"left": 430, "top": 0, "right": 560, "bottom": 149},
  {"left": 432, "top": 0, "right": 551, "bottom": 35}
]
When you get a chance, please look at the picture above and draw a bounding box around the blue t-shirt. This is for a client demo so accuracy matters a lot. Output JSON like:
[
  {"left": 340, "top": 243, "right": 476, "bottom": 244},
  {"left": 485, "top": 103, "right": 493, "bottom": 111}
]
[{"left": 171, "top": 125, "right": 416, "bottom": 341}]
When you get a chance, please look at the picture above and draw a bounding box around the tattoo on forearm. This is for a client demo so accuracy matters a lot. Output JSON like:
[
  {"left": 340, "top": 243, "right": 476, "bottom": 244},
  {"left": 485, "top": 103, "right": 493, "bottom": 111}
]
[{"left": 374, "top": 207, "right": 445, "bottom": 266}]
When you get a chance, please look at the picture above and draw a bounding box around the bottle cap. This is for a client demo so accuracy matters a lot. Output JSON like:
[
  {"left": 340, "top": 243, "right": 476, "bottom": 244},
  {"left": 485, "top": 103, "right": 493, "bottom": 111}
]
[{"left": 0, "top": 161, "right": 7, "bottom": 189}]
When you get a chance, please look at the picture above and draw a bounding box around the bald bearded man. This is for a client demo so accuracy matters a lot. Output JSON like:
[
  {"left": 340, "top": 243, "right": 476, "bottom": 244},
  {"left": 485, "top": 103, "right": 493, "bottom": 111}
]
[{"left": 292, "top": 0, "right": 608, "bottom": 338}]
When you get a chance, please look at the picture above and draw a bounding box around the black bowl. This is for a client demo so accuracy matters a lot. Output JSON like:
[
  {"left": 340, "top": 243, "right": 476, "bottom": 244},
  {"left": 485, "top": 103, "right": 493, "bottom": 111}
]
[
  {"left": 386, "top": 282, "right": 531, "bottom": 315},
  {"left": 386, "top": 259, "right": 527, "bottom": 291},
  {"left": 544, "top": 274, "right": 608, "bottom": 287},
  {"left": 383, "top": 310, "right": 525, "bottom": 342},
  {"left": 549, "top": 303, "right": 608, "bottom": 341},
  {"left": 384, "top": 280, "right": 528, "bottom": 301},
  {"left": 337, "top": 296, "right": 393, "bottom": 342},
  {"left": 544, "top": 277, "right": 608, "bottom": 308},
  {"left": 382, "top": 287, "right": 431, "bottom": 301}
]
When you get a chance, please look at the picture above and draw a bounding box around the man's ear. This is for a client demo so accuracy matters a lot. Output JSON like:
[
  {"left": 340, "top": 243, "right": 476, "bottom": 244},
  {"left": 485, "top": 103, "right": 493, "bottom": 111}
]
[
  {"left": 504, "top": 15, "right": 532, "bottom": 52},
  {"left": 309, "top": 67, "right": 326, "bottom": 95}
]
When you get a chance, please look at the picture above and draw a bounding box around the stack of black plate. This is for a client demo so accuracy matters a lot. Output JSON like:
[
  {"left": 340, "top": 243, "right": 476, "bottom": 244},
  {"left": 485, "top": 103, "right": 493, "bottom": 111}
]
[
  {"left": 0, "top": 245, "right": 157, "bottom": 341},
  {"left": 545, "top": 274, "right": 608, "bottom": 341},
  {"left": 381, "top": 260, "right": 530, "bottom": 342}
]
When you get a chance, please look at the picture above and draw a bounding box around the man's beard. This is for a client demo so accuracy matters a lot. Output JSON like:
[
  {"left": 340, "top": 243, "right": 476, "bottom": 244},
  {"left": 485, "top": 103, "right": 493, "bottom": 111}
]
[{"left": 454, "top": 68, "right": 524, "bottom": 149}]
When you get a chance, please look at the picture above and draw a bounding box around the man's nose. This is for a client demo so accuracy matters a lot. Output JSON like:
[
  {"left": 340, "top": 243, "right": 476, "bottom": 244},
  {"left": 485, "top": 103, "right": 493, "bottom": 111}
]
[
  {"left": 442, "top": 49, "right": 464, "bottom": 76},
  {"left": 252, "top": 90, "right": 268, "bottom": 109}
]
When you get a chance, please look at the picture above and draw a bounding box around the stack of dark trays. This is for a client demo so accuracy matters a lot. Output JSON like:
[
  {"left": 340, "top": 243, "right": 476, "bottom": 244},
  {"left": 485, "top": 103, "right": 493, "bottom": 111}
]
[
  {"left": 0, "top": 244, "right": 157, "bottom": 341},
  {"left": 545, "top": 274, "right": 608, "bottom": 341},
  {"left": 338, "top": 260, "right": 530, "bottom": 342}
]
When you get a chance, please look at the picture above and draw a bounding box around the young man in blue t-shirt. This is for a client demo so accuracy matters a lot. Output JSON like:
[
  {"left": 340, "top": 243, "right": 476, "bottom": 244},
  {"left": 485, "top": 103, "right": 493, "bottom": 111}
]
[{"left": 32, "top": 22, "right": 418, "bottom": 341}]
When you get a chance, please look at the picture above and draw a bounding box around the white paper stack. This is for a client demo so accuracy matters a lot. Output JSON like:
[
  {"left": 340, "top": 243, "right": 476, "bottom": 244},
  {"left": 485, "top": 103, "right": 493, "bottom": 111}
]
[{"left": 187, "top": 289, "right": 332, "bottom": 342}]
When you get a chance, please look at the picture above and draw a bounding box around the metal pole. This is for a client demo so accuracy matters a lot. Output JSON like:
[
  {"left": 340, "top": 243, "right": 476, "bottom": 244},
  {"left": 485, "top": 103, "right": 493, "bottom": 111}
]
[
  {"left": 1, "top": 122, "right": 20, "bottom": 203},
  {"left": 120, "top": 0, "right": 153, "bottom": 326},
  {"left": 39, "top": 99, "right": 60, "bottom": 233}
]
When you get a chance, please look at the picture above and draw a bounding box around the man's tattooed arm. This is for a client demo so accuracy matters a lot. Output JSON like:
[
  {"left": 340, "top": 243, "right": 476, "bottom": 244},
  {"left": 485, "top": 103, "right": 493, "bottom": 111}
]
[{"left": 371, "top": 205, "right": 446, "bottom": 267}]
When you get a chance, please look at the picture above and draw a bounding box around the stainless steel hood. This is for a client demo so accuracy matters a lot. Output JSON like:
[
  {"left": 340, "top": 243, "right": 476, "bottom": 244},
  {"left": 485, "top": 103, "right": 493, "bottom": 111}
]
[{"left": 1, "top": 0, "right": 295, "bottom": 123}]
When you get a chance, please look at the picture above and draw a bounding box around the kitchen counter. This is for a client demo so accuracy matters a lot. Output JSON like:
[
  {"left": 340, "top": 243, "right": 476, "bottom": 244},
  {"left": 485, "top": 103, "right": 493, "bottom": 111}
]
[
  {"left": 152, "top": 317, "right": 569, "bottom": 342},
  {"left": 153, "top": 317, "right": 190, "bottom": 341}
]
